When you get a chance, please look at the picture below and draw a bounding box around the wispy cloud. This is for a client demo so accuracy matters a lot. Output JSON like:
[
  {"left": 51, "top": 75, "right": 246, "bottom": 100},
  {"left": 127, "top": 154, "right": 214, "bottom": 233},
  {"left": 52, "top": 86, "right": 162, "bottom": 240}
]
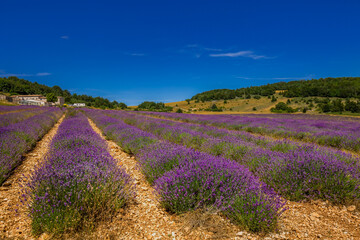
[
  {"left": 181, "top": 44, "right": 224, "bottom": 58},
  {"left": 210, "top": 50, "right": 269, "bottom": 60},
  {"left": 0, "top": 72, "right": 51, "bottom": 77},
  {"left": 184, "top": 44, "right": 223, "bottom": 52},
  {"left": 130, "top": 53, "right": 145, "bottom": 56},
  {"left": 36, "top": 72, "right": 51, "bottom": 76},
  {"left": 60, "top": 35, "right": 69, "bottom": 40}
]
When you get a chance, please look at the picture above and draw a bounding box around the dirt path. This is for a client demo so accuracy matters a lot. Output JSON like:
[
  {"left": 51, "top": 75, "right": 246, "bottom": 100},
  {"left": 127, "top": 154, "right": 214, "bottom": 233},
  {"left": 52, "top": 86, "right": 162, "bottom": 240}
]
[
  {"left": 278, "top": 200, "right": 360, "bottom": 239},
  {"left": 87, "top": 118, "right": 243, "bottom": 240},
  {"left": 0, "top": 114, "right": 65, "bottom": 240}
]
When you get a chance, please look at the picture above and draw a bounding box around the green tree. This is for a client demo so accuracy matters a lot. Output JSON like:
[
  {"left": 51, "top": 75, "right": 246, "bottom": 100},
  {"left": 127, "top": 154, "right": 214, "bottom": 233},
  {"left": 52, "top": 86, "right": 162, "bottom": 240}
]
[
  {"left": 46, "top": 93, "right": 57, "bottom": 103},
  {"left": 211, "top": 104, "right": 218, "bottom": 110},
  {"left": 320, "top": 103, "right": 331, "bottom": 113}
]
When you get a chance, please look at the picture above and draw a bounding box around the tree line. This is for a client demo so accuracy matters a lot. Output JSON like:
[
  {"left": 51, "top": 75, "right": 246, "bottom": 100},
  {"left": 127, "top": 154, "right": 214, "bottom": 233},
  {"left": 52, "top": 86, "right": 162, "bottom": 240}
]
[
  {"left": 0, "top": 76, "right": 127, "bottom": 109},
  {"left": 191, "top": 77, "right": 360, "bottom": 102},
  {"left": 136, "top": 101, "right": 173, "bottom": 112}
]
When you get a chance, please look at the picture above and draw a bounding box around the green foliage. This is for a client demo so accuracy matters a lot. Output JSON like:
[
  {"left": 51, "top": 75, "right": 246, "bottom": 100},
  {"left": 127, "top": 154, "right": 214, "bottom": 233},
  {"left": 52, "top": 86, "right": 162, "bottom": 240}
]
[
  {"left": 271, "top": 95, "right": 277, "bottom": 102},
  {"left": 176, "top": 108, "right": 183, "bottom": 113},
  {"left": 46, "top": 93, "right": 57, "bottom": 103},
  {"left": 0, "top": 76, "right": 126, "bottom": 109},
  {"left": 206, "top": 104, "right": 222, "bottom": 112},
  {"left": 137, "top": 101, "right": 173, "bottom": 112},
  {"left": 271, "top": 102, "right": 296, "bottom": 113},
  {"left": 319, "top": 98, "right": 360, "bottom": 113},
  {"left": 345, "top": 99, "right": 360, "bottom": 113},
  {"left": 252, "top": 107, "right": 257, "bottom": 111},
  {"left": 253, "top": 95, "right": 261, "bottom": 100},
  {"left": 190, "top": 77, "right": 360, "bottom": 102}
]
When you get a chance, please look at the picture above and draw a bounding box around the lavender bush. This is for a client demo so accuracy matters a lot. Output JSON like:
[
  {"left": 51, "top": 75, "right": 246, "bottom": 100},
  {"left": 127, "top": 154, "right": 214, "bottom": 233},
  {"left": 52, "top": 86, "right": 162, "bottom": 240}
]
[
  {"left": 138, "top": 142, "right": 210, "bottom": 184},
  {"left": 138, "top": 111, "right": 360, "bottom": 152},
  {"left": 155, "top": 157, "right": 285, "bottom": 232},
  {"left": 24, "top": 111, "right": 133, "bottom": 235},
  {"left": 84, "top": 109, "right": 286, "bottom": 233},
  {"left": 0, "top": 107, "right": 45, "bottom": 127},
  {"left": 0, "top": 107, "right": 62, "bottom": 185},
  {"left": 102, "top": 109, "right": 360, "bottom": 205},
  {"left": 257, "top": 147, "right": 360, "bottom": 203}
]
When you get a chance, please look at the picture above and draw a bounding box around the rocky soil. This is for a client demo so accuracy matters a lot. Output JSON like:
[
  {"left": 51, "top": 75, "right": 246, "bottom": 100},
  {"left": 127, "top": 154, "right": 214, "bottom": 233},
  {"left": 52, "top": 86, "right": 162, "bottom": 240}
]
[{"left": 0, "top": 115, "right": 359, "bottom": 239}]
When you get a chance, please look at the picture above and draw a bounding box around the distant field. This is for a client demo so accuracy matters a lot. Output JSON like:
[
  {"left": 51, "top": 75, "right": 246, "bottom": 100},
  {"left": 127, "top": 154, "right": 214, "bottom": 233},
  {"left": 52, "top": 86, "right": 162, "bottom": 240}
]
[{"left": 165, "top": 94, "right": 317, "bottom": 114}]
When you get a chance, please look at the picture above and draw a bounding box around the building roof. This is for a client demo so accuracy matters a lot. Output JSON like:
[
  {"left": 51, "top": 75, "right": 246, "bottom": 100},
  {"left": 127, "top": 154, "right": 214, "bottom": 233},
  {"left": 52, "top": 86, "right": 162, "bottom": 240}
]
[{"left": 14, "top": 95, "right": 44, "bottom": 97}]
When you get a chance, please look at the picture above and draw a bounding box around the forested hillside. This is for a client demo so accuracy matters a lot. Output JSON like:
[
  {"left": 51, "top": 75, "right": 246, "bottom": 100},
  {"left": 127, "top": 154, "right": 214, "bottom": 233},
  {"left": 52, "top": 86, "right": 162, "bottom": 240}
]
[
  {"left": 0, "top": 76, "right": 126, "bottom": 109},
  {"left": 191, "top": 77, "right": 360, "bottom": 101}
]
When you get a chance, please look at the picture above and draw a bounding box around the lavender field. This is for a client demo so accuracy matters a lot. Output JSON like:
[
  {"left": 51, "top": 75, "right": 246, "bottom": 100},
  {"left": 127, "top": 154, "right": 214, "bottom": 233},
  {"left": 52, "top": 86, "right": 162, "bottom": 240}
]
[
  {"left": 0, "top": 106, "right": 63, "bottom": 184},
  {"left": 1, "top": 106, "right": 359, "bottom": 237},
  {"left": 90, "top": 110, "right": 360, "bottom": 205},
  {"left": 139, "top": 111, "right": 360, "bottom": 152}
]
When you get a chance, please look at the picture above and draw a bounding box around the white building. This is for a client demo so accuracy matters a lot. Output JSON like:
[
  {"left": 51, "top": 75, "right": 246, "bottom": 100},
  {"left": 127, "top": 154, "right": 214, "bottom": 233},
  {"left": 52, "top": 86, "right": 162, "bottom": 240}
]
[
  {"left": 73, "top": 103, "right": 86, "bottom": 107},
  {"left": 9, "top": 95, "right": 64, "bottom": 106}
]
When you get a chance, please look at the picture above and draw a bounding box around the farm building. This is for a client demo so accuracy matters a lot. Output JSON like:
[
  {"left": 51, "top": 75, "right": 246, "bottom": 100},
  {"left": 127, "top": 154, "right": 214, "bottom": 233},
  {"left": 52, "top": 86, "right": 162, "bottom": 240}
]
[
  {"left": 6, "top": 95, "right": 65, "bottom": 106},
  {"left": 73, "top": 103, "right": 86, "bottom": 107}
]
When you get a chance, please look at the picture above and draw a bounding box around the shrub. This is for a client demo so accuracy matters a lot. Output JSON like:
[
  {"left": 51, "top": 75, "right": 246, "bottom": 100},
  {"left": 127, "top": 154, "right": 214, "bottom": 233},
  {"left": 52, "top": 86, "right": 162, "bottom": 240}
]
[
  {"left": 258, "top": 147, "right": 360, "bottom": 203},
  {"left": 155, "top": 157, "right": 285, "bottom": 232},
  {"left": 24, "top": 113, "right": 134, "bottom": 235}
]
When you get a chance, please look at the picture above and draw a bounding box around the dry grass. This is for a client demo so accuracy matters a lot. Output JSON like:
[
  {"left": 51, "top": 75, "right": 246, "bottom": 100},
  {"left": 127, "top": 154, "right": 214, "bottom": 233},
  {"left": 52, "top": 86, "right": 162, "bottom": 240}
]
[{"left": 165, "top": 94, "right": 317, "bottom": 114}]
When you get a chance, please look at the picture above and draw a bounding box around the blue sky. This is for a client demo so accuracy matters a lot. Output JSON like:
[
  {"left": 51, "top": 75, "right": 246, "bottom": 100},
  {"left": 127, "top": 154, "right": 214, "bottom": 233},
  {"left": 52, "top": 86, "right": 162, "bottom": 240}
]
[{"left": 1, "top": 0, "right": 359, "bottom": 105}]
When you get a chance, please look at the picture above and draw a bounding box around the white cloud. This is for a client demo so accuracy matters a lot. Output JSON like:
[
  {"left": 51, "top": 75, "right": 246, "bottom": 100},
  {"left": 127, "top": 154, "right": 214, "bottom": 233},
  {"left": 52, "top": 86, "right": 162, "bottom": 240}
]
[
  {"left": 60, "top": 35, "right": 69, "bottom": 40},
  {"left": 130, "top": 53, "right": 145, "bottom": 56},
  {"left": 36, "top": 72, "right": 51, "bottom": 76},
  {"left": 0, "top": 72, "right": 51, "bottom": 77},
  {"left": 210, "top": 50, "right": 268, "bottom": 59}
]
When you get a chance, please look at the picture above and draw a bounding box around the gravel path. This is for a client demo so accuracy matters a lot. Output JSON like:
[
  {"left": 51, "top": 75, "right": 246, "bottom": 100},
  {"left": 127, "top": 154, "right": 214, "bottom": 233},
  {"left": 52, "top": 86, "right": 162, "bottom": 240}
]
[
  {"left": 0, "top": 114, "right": 65, "bottom": 240},
  {"left": 87, "top": 118, "right": 240, "bottom": 240}
]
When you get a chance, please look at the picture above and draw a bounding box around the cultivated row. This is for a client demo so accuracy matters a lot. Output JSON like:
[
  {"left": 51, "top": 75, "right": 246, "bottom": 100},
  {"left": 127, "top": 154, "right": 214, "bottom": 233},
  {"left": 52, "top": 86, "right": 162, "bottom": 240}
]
[
  {"left": 85, "top": 109, "right": 286, "bottom": 232},
  {"left": 0, "top": 107, "right": 63, "bottom": 185},
  {"left": 23, "top": 111, "right": 133, "bottom": 235},
  {"left": 0, "top": 106, "right": 46, "bottom": 127},
  {"left": 139, "top": 111, "right": 360, "bottom": 152},
  {"left": 103, "top": 110, "right": 360, "bottom": 205}
]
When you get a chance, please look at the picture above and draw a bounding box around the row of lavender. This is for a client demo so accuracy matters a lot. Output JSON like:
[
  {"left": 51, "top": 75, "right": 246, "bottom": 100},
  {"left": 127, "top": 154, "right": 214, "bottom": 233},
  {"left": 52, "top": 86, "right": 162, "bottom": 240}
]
[
  {"left": 85, "top": 109, "right": 286, "bottom": 232},
  {"left": 104, "top": 110, "right": 360, "bottom": 205},
  {"left": 0, "top": 105, "right": 38, "bottom": 113},
  {"left": 0, "top": 107, "right": 63, "bottom": 185},
  {"left": 139, "top": 111, "right": 360, "bottom": 152},
  {"left": 0, "top": 106, "right": 46, "bottom": 127},
  {"left": 23, "top": 111, "right": 133, "bottom": 235}
]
